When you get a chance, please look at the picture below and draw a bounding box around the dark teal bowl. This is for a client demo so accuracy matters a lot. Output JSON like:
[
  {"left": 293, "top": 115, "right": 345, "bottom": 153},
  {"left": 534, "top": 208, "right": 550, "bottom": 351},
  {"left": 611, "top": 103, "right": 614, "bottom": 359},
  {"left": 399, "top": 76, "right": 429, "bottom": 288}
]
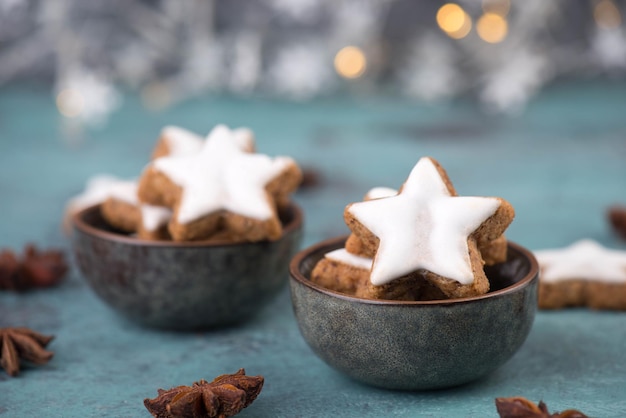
[
  {"left": 289, "top": 236, "right": 538, "bottom": 390},
  {"left": 73, "top": 203, "right": 303, "bottom": 330}
]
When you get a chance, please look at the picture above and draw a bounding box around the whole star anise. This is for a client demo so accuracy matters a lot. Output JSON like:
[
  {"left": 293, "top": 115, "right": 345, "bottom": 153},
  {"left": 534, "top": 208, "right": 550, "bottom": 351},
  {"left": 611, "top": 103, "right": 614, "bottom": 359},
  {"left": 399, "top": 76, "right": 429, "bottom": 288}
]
[
  {"left": 144, "top": 369, "right": 264, "bottom": 418},
  {"left": 496, "top": 397, "right": 589, "bottom": 418},
  {"left": 0, "top": 244, "right": 68, "bottom": 291},
  {"left": 0, "top": 250, "right": 20, "bottom": 289},
  {"left": 299, "top": 167, "right": 323, "bottom": 190},
  {"left": 0, "top": 327, "right": 54, "bottom": 377}
]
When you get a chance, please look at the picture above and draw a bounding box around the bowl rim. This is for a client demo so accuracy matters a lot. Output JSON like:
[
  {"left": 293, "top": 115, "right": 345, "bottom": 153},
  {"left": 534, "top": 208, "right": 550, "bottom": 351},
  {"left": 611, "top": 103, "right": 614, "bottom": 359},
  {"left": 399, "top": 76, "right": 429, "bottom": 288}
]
[
  {"left": 289, "top": 236, "right": 538, "bottom": 306},
  {"left": 72, "top": 201, "right": 303, "bottom": 248}
]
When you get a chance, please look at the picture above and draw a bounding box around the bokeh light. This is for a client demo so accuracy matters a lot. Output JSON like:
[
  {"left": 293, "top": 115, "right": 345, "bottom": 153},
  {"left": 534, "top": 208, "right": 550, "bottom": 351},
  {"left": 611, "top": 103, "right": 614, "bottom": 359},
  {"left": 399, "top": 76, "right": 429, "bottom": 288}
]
[
  {"left": 477, "top": 13, "right": 508, "bottom": 43},
  {"left": 436, "top": 4, "right": 472, "bottom": 40},
  {"left": 594, "top": 0, "right": 621, "bottom": 29},
  {"left": 56, "top": 89, "right": 84, "bottom": 118},
  {"left": 334, "top": 46, "right": 367, "bottom": 79}
]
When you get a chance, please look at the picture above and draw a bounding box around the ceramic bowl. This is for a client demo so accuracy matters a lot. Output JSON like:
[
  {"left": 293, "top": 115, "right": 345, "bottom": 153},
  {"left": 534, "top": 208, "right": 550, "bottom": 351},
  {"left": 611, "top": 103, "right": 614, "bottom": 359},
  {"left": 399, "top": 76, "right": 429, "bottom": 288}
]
[
  {"left": 73, "top": 203, "right": 303, "bottom": 330},
  {"left": 289, "top": 236, "right": 538, "bottom": 390}
]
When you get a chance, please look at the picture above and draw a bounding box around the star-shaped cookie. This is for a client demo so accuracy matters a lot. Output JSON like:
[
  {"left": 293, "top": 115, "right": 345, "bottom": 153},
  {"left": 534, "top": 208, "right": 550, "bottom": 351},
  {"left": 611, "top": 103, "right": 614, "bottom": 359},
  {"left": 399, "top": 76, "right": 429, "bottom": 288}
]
[
  {"left": 344, "top": 157, "right": 514, "bottom": 299},
  {"left": 65, "top": 174, "right": 126, "bottom": 219},
  {"left": 138, "top": 124, "right": 301, "bottom": 241},
  {"left": 345, "top": 185, "right": 508, "bottom": 266},
  {"left": 534, "top": 239, "right": 626, "bottom": 309},
  {"left": 100, "top": 180, "right": 172, "bottom": 240},
  {"left": 65, "top": 175, "right": 172, "bottom": 239},
  {"left": 310, "top": 248, "right": 373, "bottom": 296},
  {"left": 151, "top": 125, "right": 254, "bottom": 159},
  {"left": 536, "top": 239, "right": 626, "bottom": 283}
]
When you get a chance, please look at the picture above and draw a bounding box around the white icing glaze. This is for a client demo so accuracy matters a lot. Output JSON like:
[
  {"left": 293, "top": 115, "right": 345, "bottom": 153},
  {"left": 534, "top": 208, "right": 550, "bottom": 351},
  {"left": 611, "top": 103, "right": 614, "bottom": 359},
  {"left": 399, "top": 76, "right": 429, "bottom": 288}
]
[
  {"left": 161, "top": 126, "right": 204, "bottom": 156},
  {"left": 325, "top": 248, "right": 373, "bottom": 270},
  {"left": 67, "top": 175, "right": 171, "bottom": 231},
  {"left": 140, "top": 205, "right": 172, "bottom": 231},
  {"left": 153, "top": 124, "right": 294, "bottom": 224},
  {"left": 107, "top": 180, "right": 139, "bottom": 205},
  {"left": 162, "top": 125, "right": 254, "bottom": 156},
  {"left": 232, "top": 127, "right": 255, "bottom": 153},
  {"left": 348, "top": 157, "right": 501, "bottom": 286},
  {"left": 365, "top": 187, "right": 397, "bottom": 200},
  {"left": 106, "top": 181, "right": 172, "bottom": 231},
  {"left": 66, "top": 175, "right": 126, "bottom": 214},
  {"left": 534, "top": 239, "right": 626, "bottom": 283}
]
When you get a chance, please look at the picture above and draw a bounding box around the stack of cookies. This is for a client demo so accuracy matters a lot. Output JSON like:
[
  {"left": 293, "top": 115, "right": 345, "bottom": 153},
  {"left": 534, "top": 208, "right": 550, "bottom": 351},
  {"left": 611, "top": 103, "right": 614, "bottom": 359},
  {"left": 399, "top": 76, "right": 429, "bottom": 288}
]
[
  {"left": 75, "top": 124, "right": 302, "bottom": 243},
  {"left": 311, "top": 157, "right": 515, "bottom": 301}
]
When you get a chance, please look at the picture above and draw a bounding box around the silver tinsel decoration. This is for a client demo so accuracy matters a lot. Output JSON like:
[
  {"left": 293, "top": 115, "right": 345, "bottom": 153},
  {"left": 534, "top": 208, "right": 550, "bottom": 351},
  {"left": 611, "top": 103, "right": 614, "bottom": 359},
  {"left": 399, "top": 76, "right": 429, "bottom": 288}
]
[{"left": 0, "top": 0, "right": 624, "bottom": 126}]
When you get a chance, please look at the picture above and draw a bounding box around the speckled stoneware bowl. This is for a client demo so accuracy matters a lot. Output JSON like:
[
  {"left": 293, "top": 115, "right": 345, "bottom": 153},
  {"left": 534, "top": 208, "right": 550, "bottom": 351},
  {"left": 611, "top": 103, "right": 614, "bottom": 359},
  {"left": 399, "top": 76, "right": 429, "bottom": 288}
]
[
  {"left": 73, "top": 203, "right": 303, "bottom": 330},
  {"left": 289, "top": 236, "right": 538, "bottom": 390}
]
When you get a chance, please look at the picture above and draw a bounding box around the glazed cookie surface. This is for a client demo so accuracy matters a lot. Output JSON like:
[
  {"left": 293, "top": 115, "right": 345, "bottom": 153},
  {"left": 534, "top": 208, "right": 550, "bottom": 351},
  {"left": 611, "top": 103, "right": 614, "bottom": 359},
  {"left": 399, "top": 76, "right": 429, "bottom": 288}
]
[
  {"left": 100, "top": 180, "right": 172, "bottom": 240},
  {"left": 151, "top": 125, "right": 255, "bottom": 159},
  {"left": 64, "top": 174, "right": 126, "bottom": 232},
  {"left": 66, "top": 175, "right": 171, "bottom": 240},
  {"left": 311, "top": 249, "right": 372, "bottom": 297},
  {"left": 312, "top": 156, "right": 515, "bottom": 301},
  {"left": 345, "top": 185, "right": 508, "bottom": 266},
  {"left": 138, "top": 124, "right": 302, "bottom": 242},
  {"left": 535, "top": 239, "right": 626, "bottom": 310}
]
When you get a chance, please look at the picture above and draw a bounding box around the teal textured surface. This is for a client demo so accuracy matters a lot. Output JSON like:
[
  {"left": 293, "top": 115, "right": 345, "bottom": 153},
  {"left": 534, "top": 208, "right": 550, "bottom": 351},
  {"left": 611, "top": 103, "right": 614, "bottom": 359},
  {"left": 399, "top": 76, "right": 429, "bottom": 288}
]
[{"left": 1, "top": 83, "right": 625, "bottom": 417}]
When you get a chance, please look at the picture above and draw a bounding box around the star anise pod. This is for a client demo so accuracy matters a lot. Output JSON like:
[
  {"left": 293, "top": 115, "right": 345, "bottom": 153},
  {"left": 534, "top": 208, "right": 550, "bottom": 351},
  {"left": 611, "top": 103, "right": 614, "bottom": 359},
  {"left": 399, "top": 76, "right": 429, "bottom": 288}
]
[
  {"left": 496, "top": 397, "right": 589, "bottom": 418},
  {"left": 144, "top": 369, "right": 264, "bottom": 418},
  {"left": 0, "top": 250, "right": 21, "bottom": 290},
  {"left": 0, "top": 244, "right": 68, "bottom": 291},
  {"left": 0, "top": 327, "right": 54, "bottom": 377},
  {"left": 608, "top": 205, "right": 626, "bottom": 240},
  {"left": 21, "top": 245, "right": 68, "bottom": 288},
  {"left": 299, "top": 167, "right": 323, "bottom": 190}
]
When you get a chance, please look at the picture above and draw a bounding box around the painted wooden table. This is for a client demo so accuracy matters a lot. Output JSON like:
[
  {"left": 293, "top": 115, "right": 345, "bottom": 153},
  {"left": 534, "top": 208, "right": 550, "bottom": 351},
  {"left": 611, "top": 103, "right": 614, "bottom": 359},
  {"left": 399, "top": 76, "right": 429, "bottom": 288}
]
[{"left": 1, "top": 82, "right": 625, "bottom": 417}]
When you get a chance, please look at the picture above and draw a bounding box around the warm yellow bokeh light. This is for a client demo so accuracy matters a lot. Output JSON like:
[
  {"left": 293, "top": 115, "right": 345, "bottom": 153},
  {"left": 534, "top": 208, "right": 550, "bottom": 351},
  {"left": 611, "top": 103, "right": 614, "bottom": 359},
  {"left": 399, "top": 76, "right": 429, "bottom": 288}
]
[
  {"left": 334, "top": 46, "right": 367, "bottom": 79},
  {"left": 448, "top": 15, "right": 472, "bottom": 39},
  {"left": 477, "top": 13, "right": 508, "bottom": 43},
  {"left": 594, "top": 0, "right": 621, "bottom": 29},
  {"left": 56, "top": 89, "right": 84, "bottom": 118},
  {"left": 437, "top": 4, "right": 465, "bottom": 33},
  {"left": 482, "top": 0, "right": 510, "bottom": 17},
  {"left": 436, "top": 4, "right": 472, "bottom": 40}
]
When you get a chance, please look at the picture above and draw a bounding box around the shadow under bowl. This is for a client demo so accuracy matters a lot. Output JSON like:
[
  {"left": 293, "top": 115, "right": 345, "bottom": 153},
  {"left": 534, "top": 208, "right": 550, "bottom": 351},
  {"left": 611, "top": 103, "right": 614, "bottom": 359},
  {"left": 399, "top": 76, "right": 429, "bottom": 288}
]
[
  {"left": 73, "top": 203, "right": 303, "bottom": 330},
  {"left": 289, "top": 236, "right": 538, "bottom": 390}
]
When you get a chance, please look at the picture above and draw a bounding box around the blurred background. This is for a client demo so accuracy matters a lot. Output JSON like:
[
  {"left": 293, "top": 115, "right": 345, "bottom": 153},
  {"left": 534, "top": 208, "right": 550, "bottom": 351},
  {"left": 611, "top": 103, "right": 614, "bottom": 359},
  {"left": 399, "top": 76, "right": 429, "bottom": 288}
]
[
  {"left": 1, "top": 0, "right": 626, "bottom": 130},
  {"left": 1, "top": 2, "right": 625, "bottom": 415},
  {"left": 1, "top": 6, "right": 626, "bottom": 416}
]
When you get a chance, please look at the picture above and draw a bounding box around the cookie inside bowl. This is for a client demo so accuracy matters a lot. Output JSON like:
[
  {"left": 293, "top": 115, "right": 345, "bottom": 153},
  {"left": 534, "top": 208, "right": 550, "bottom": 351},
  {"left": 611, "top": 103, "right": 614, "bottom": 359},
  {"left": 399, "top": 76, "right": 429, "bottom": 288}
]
[
  {"left": 289, "top": 236, "right": 538, "bottom": 390},
  {"left": 296, "top": 236, "right": 535, "bottom": 300},
  {"left": 73, "top": 202, "right": 303, "bottom": 330},
  {"left": 76, "top": 202, "right": 301, "bottom": 245}
]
